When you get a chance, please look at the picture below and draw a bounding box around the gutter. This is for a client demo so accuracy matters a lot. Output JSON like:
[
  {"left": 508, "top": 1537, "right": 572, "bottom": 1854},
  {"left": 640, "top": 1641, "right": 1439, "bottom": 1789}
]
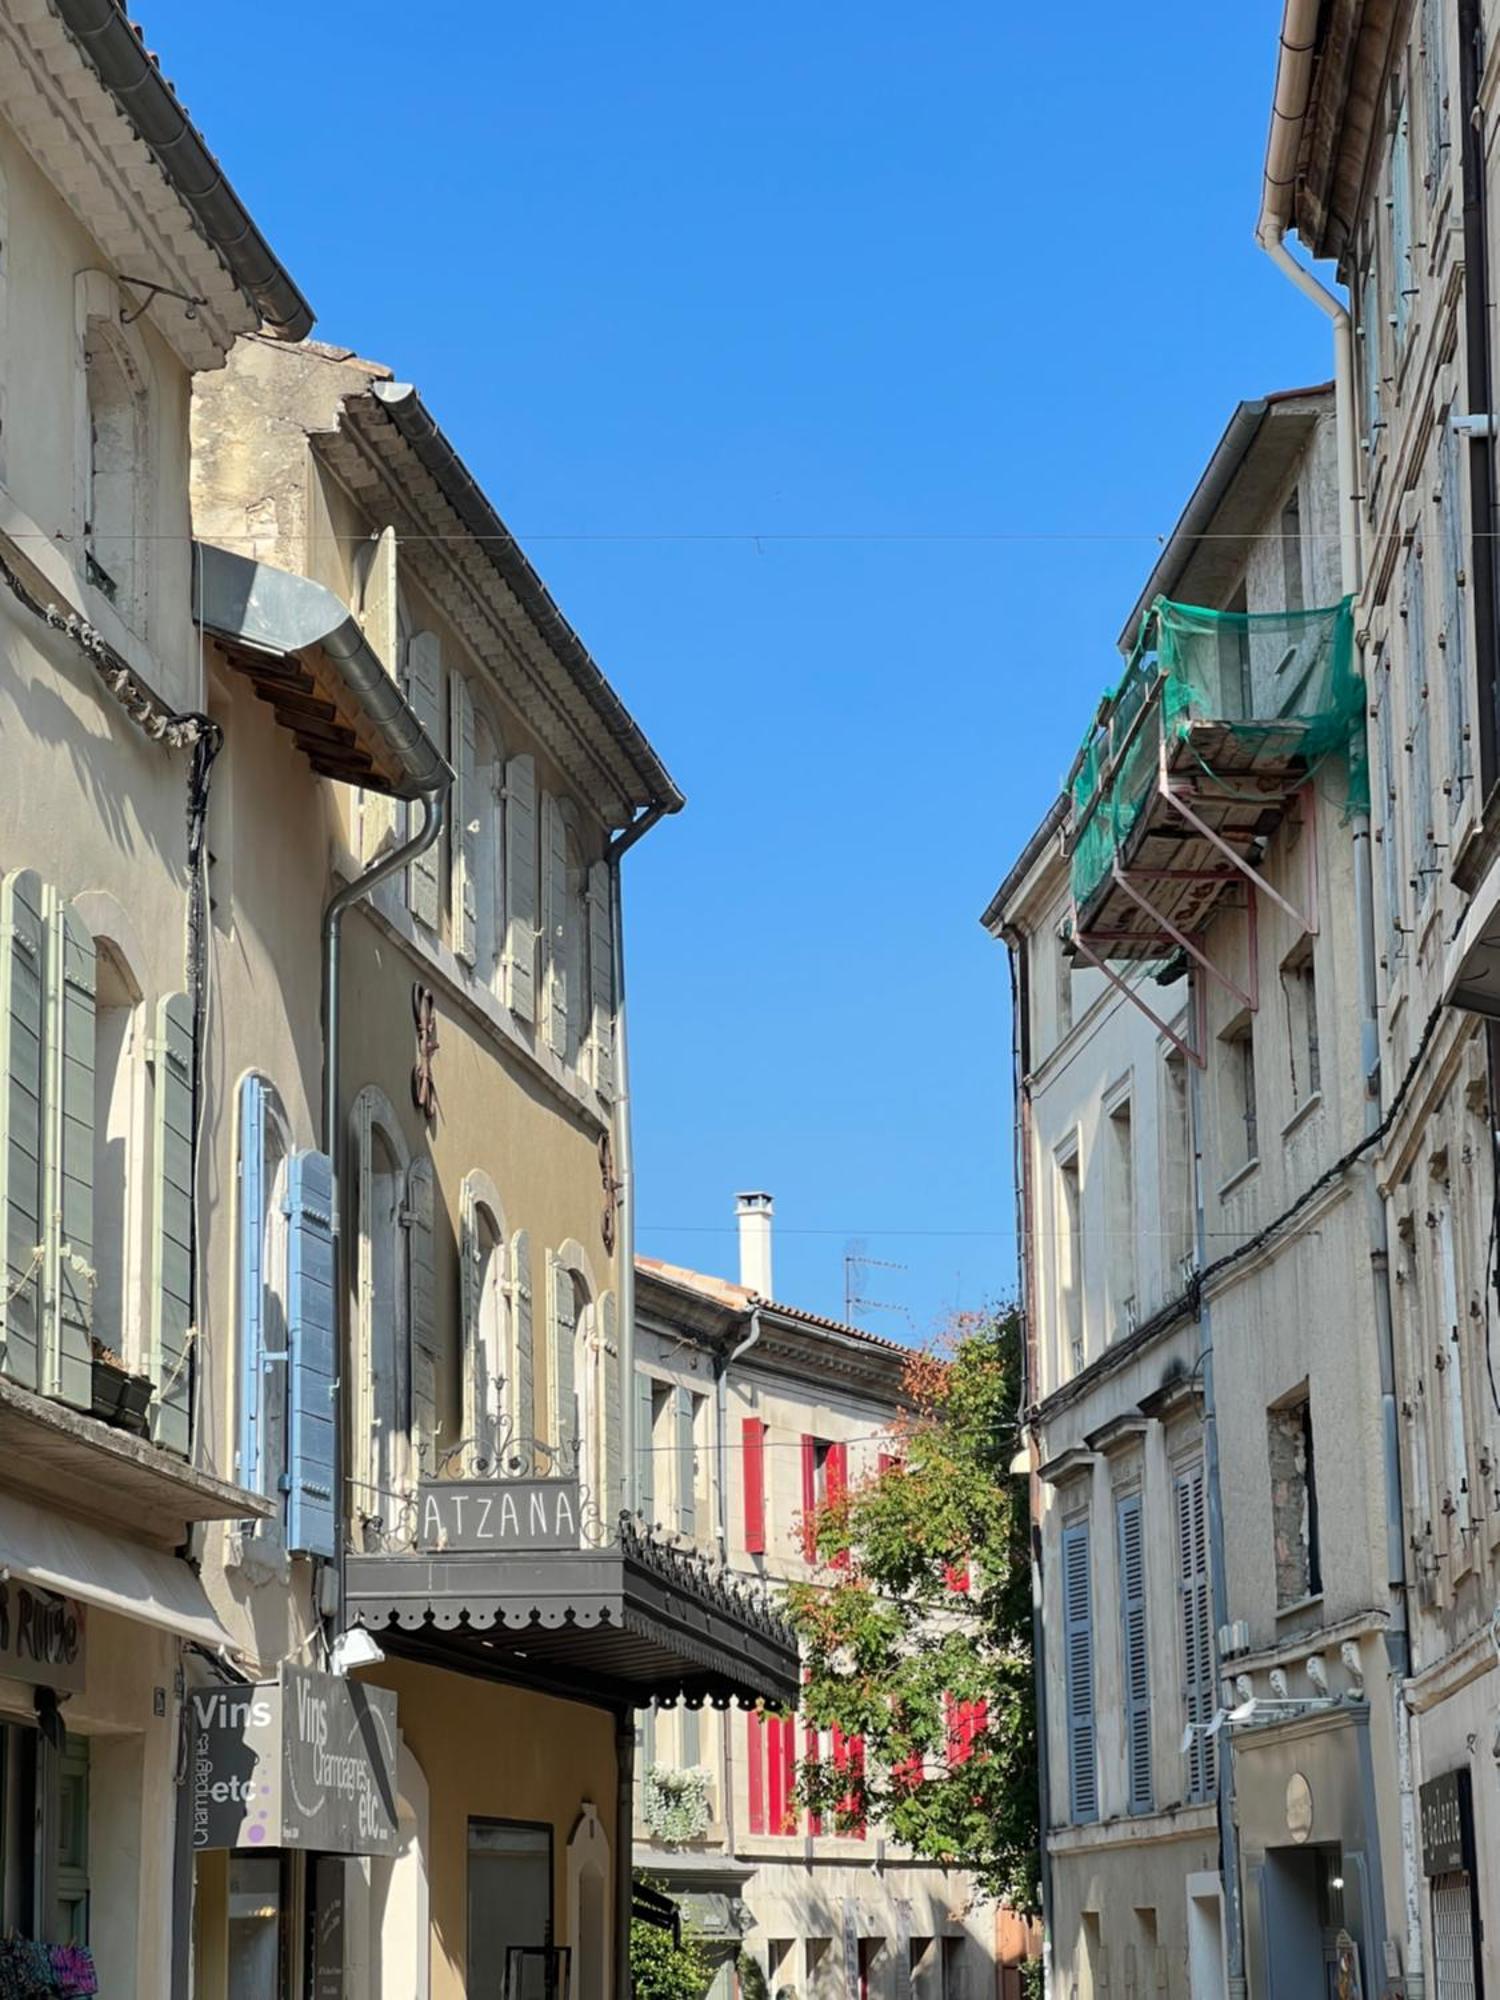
[
  {"left": 51, "top": 0, "right": 313, "bottom": 341},
  {"left": 367, "top": 383, "right": 686, "bottom": 820}
]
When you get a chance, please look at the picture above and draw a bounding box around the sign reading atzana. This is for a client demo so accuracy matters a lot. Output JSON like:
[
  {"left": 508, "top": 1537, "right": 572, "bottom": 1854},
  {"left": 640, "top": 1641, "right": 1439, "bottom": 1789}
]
[
  {"left": 191, "top": 1665, "right": 398, "bottom": 1856},
  {"left": 416, "top": 1478, "right": 580, "bottom": 1552}
]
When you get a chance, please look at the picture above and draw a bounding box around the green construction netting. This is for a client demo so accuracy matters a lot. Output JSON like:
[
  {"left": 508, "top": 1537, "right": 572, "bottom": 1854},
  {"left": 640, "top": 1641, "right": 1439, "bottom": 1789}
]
[{"left": 1069, "top": 594, "right": 1363, "bottom": 908}]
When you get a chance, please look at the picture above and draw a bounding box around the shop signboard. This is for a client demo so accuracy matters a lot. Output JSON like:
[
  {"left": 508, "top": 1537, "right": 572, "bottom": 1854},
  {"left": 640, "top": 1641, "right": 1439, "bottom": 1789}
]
[
  {"left": 0, "top": 1580, "right": 85, "bottom": 1693},
  {"left": 1418, "top": 1768, "right": 1472, "bottom": 1876},
  {"left": 191, "top": 1666, "right": 398, "bottom": 1856},
  {"left": 414, "top": 1478, "right": 580, "bottom": 1552}
]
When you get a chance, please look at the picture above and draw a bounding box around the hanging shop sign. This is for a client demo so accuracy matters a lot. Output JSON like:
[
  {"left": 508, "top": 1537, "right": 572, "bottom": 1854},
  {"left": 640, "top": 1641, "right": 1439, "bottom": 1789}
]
[
  {"left": 0, "top": 1580, "right": 85, "bottom": 1694},
  {"left": 1418, "top": 1768, "right": 1473, "bottom": 1876},
  {"left": 415, "top": 1478, "right": 580, "bottom": 1553},
  {"left": 191, "top": 1665, "right": 398, "bottom": 1856}
]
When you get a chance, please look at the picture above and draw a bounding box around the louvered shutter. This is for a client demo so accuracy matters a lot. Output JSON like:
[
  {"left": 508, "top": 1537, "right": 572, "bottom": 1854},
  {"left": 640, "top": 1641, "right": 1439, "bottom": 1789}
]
[
  {"left": 1408, "top": 539, "right": 1435, "bottom": 903},
  {"left": 510, "top": 1228, "right": 534, "bottom": 1442},
  {"left": 502, "top": 755, "right": 537, "bottom": 1022},
  {"left": 586, "top": 861, "right": 614, "bottom": 1098},
  {"left": 449, "top": 669, "right": 478, "bottom": 963},
  {"left": 800, "top": 1434, "right": 817, "bottom": 1558},
  {"left": 743, "top": 1418, "right": 767, "bottom": 1553},
  {"left": 149, "top": 992, "right": 194, "bottom": 1451},
  {"left": 542, "top": 795, "right": 569, "bottom": 1059},
  {"left": 459, "top": 1179, "right": 486, "bottom": 1444},
  {"left": 44, "top": 901, "right": 94, "bottom": 1410},
  {"left": 746, "top": 1713, "right": 766, "bottom": 1834},
  {"left": 600, "top": 1291, "right": 622, "bottom": 1519},
  {"left": 1061, "top": 1520, "right": 1097, "bottom": 1822},
  {"left": 804, "top": 1720, "right": 822, "bottom": 1838},
  {"left": 827, "top": 1441, "right": 849, "bottom": 1569},
  {"left": 548, "top": 1252, "right": 577, "bottom": 1453},
  {"left": 1117, "top": 1492, "right": 1152, "bottom": 1815},
  {"left": 767, "top": 1715, "right": 786, "bottom": 1834},
  {"left": 359, "top": 527, "right": 400, "bottom": 855},
  {"left": 286, "top": 1150, "right": 336, "bottom": 1557},
  {"left": 780, "top": 1716, "right": 797, "bottom": 1834},
  {"left": 1176, "top": 1464, "right": 1216, "bottom": 1803},
  {"left": 1422, "top": 0, "right": 1448, "bottom": 190},
  {"left": 407, "top": 1158, "right": 437, "bottom": 1468},
  {"left": 675, "top": 1385, "right": 696, "bottom": 1536},
  {"left": 237, "top": 1075, "right": 268, "bottom": 1491},
  {"left": 1439, "top": 415, "right": 1470, "bottom": 803},
  {"left": 0, "top": 872, "right": 45, "bottom": 1391},
  {"left": 405, "top": 633, "right": 443, "bottom": 930},
  {"left": 1392, "top": 103, "right": 1413, "bottom": 347},
  {"left": 636, "top": 1372, "right": 656, "bottom": 1520}
]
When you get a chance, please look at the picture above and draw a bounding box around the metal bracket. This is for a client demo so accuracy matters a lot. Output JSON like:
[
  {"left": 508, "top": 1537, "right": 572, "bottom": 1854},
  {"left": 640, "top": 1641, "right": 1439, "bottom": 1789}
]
[{"left": 1068, "top": 928, "right": 1205, "bottom": 1068}]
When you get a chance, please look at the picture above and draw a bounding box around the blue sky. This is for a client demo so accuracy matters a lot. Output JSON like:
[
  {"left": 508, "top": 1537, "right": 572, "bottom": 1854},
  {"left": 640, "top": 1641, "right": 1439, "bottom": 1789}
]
[{"left": 149, "top": 1, "right": 1331, "bottom": 1337}]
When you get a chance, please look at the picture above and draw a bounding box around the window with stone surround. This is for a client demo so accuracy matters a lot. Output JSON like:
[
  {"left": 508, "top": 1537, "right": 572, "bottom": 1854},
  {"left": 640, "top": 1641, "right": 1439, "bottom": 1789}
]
[{"left": 1268, "top": 1386, "right": 1322, "bottom": 1607}]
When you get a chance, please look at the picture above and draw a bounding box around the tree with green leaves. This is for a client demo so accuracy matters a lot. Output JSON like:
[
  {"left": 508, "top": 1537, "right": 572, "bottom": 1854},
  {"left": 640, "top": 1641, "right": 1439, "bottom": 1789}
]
[{"left": 783, "top": 1308, "right": 1038, "bottom": 1910}]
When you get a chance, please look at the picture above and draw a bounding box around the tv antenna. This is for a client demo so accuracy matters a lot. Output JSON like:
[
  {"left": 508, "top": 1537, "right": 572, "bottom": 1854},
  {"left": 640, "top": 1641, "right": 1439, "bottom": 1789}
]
[{"left": 843, "top": 1241, "right": 912, "bottom": 1329}]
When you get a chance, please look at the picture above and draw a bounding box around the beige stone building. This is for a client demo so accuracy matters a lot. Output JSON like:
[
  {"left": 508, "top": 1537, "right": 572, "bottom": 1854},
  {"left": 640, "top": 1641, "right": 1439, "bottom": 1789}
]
[
  {"left": 632, "top": 1199, "right": 1002, "bottom": 2000},
  {"left": 188, "top": 339, "right": 798, "bottom": 1998}
]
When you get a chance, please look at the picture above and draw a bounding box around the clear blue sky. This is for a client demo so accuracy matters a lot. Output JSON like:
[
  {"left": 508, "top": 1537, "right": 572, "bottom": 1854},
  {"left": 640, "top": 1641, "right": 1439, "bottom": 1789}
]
[{"left": 147, "top": 1, "right": 1329, "bottom": 1338}]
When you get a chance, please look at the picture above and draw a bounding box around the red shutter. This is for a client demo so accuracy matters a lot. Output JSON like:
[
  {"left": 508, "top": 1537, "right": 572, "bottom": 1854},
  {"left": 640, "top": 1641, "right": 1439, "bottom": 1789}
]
[
  {"left": 804, "top": 1721, "right": 822, "bottom": 1837},
  {"left": 877, "top": 1451, "right": 897, "bottom": 1475},
  {"left": 781, "top": 1715, "right": 797, "bottom": 1832},
  {"left": 827, "top": 1442, "right": 849, "bottom": 1569},
  {"left": 800, "top": 1435, "right": 817, "bottom": 1558},
  {"left": 743, "top": 1418, "right": 767, "bottom": 1553},
  {"left": 892, "top": 1751, "right": 924, "bottom": 1792},
  {"left": 848, "top": 1735, "right": 866, "bottom": 1838},
  {"left": 747, "top": 1712, "right": 766, "bottom": 1834},
  {"left": 944, "top": 1560, "right": 971, "bottom": 1594}
]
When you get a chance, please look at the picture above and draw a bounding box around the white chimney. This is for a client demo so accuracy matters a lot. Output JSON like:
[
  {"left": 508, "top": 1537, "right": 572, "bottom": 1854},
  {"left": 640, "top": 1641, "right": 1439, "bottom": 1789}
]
[{"left": 735, "top": 1192, "right": 774, "bottom": 1297}]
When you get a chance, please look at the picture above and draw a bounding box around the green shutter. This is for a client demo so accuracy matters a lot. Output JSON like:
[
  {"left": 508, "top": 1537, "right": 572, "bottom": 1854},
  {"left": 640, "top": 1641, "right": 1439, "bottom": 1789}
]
[
  {"left": 636, "top": 1371, "right": 655, "bottom": 1521},
  {"left": 587, "top": 861, "right": 614, "bottom": 1099},
  {"left": 407, "top": 1158, "right": 438, "bottom": 1467},
  {"left": 510, "top": 1228, "right": 534, "bottom": 1443},
  {"left": 541, "top": 794, "right": 569, "bottom": 1059},
  {"left": 503, "top": 755, "right": 537, "bottom": 1023},
  {"left": 406, "top": 632, "right": 443, "bottom": 930},
  {"left": 149, "top": 992, "right": 195, "bottom": 1453},
  {"left": 358, "top": 527, "right": 400, "bottom": 857},
  {"left": 675, "top": 1386, "right": 696, "bottom": 1538},
  {"left": 0, "top": 872, "right": 45, "bottom": 1391},
  {"left": 600, "top": 1291, "right": 622, "bottom": 1521},
  {"left": 46, "top": 899, "right": 94, "bottom": 1409},
  {"left": 548, "top": 1251, "right": 576, "bottom": 1455},
  {"left": 450, "top": 668, "right": 477, "bottom": 964}
]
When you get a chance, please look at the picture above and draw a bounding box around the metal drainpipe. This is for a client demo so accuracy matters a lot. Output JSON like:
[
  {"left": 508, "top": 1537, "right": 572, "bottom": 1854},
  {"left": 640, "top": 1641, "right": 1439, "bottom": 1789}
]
[
  {"left": 607, "top": 803, "right": 666, "bottom": 1518},
  {"left": 323, "top": 786, "right": 448, "bottom": 1650},
  {"left": 1187, "top": 1024, "right": 1247, "bottom": 2000}
]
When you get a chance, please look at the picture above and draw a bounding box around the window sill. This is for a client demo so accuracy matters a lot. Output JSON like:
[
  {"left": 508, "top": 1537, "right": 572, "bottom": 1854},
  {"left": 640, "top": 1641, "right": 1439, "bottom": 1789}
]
[
  {"left": 1217, "top": 1157, "right": 1260, "bottom": 1201},
  {"left": 227, "top": 1520, "right": 290, "bottom": 1585},
  {"left": 1281, "top": 1093, "right": 1324, "bottom": 1141},
  {"left": 1274, "top": 1590, "right": 1325, "bottom": 1624}
]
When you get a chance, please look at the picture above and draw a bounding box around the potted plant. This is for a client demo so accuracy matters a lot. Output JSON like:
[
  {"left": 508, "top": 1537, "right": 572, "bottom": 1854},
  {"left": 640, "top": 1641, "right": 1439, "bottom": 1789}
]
[{"left": 90, "top": 1339, "right": 153, "bottom": 1436}]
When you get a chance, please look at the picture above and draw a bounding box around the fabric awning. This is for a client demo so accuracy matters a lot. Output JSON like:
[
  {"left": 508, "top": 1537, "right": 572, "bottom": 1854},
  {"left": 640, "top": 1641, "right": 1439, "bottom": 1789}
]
[{"left": 0, "top": 1491, "right": 235, "bottom": 1651}]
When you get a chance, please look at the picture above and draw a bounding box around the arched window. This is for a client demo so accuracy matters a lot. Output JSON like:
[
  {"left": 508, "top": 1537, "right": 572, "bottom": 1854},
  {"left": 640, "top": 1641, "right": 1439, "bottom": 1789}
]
[
  {"left": 460, "top": 1170, "right": 509, "bottom": 1446},
  {"left": 549, "top": 1241, "right": 618, "bottom": 1509},
  {"left": 351, "top": 1088, "right": 411, "bottom": 1526},
  {"left": 75, "top": 274, "right": 151, "bottom": 632}
]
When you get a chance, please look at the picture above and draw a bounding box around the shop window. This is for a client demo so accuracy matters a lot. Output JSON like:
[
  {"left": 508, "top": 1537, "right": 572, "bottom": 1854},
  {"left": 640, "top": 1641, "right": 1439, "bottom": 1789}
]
[
  {"left": 468, "top": 1820, "right": 554, "bottom": 2000},
  {"left": 227, "top": 1852, "right": 288, "bottom": 2000},
  {"left": 1268, "top": 1388, "right": 1322, "bottom": 1607}
]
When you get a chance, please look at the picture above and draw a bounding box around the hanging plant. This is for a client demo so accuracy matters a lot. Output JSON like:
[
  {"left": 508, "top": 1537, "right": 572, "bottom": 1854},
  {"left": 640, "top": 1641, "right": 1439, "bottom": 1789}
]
[{"left": 642, "top": 1762, "right": 712, "bottom": 1845}]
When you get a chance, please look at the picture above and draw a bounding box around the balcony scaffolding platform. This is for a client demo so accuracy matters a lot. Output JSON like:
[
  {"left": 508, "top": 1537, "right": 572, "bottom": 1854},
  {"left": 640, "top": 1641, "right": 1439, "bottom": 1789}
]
[{"left": 1062, "top": 594, "right": 1362, "bottom": 1065}]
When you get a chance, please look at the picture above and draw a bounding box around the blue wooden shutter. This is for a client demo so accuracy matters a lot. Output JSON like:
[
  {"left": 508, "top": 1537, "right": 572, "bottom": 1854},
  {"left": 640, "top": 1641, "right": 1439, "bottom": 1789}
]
[
  {"left": 675, "top": 1386, "right": 696, "bottom": 1537},
  {"left": 1061, "top": 1520, "right": 1097, "bottom": 1822},
  {"left": 47, "top": 900, "right": 94, "bottom": 1409},
  {"left": 636, "top": 1371, "right": 655, "bottom": 1520},
  {"left": 149, "top": 993, "right": 195, "bottom": 1453},
  {"left": 1421, "top": 0, "right": 1448, "bottom": 193},
  {"left": 237, "top": 1075, "right": 268, "bottom": 1492},
  {"left": 1176, "top": 1463, "right": 1216, "bottom": 1803},
  {"left": 0, "top": 871, "right": 46, "bottom": 1391},
  {"left": 1407, "top": 537, "right": 1435, "bottom": 905},
  {"left": 1439, "top": 412, "right": 1470, "bottom": 805},
  {"left": 1392, "top": 101, "right": 1414, "bottom": 348},
  {"left": 286, "top": 1149, "right": 336, "bottom": 1557},
  {"left": 1117, "top": 1492, "right": 1152, "bottom": 1815}
]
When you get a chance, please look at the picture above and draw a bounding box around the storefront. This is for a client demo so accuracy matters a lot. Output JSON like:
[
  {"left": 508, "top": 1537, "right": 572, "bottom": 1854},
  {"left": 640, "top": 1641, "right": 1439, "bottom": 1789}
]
[{"left": 1420, "top": 1768, "right": 1484, "bottom": 2000}]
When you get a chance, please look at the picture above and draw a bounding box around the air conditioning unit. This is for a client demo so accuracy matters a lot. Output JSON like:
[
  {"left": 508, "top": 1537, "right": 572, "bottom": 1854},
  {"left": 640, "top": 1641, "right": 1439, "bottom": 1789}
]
[{"left": 1218, "top": 1620, "right": 1250, "bottom": 1659}]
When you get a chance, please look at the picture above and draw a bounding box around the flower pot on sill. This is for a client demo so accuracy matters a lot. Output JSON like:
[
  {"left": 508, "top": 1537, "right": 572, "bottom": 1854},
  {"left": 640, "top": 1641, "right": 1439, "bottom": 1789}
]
[{"left": 90, "top": 1355, "right": 152, "bottom": 1436}]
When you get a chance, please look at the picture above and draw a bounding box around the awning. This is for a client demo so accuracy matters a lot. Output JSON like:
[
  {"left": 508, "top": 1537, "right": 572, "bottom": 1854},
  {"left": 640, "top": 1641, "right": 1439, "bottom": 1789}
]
[{"left": 0, "top": 1491, "right": 235, "bottom": 1651}]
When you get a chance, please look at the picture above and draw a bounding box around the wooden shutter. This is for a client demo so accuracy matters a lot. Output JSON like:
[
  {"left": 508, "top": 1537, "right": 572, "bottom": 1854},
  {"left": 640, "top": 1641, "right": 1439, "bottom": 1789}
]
[
  {"left": 502, "top": 754, "right": 538, "bottom": 1022},
  {"left": 827, "top": 1440, "right": 849, "bottom": 1569},
  {"left": 0, "top": 871, "right": 45, "bottom": 1391},
  {"left": 1392, "top": 101, "right": 1413, "bottom": 346},
  {"left": 767, "top": 1714, "right": 787, "bottom": 1834},
  {"left": 1117, "top": 1492, "right": 1152, "bottom": 1815},
  {"left": 149, "top": 993, "right": 195, "bottom": 1450},
  {"left": 44, "top": 900, "right": 94, "bottom": 1410},
  {"left": 459, "top": 1178, "right": 482, "bottom": 1442},
  {"left": 800, "top": 1434, "right": 817, "bottom": 1558},
  {"left": 449, "top": 668, "right": 478, "bottom": 963},
  {"left": 586, "top": 860, "right": 614, "bottom": 1098},
  {"left": 804, "top": 1720, "right": 822, "bottom": 1836},
  {"left": 359, "top": 527, "right": 400, "bottom": 855},
  {"left": 1176, "top": 1464, "right": 1215, "bottom": 1803},
  {"left": 509, "top": 1228, "right": 534, "bottom": 1441},
  {"left": 1408, "top": 538, "right": 1435, "bottom": 903},
  {"left": 548, "top": 1252, "right": 577, "bottom": 1453},
  {"left": 406, "top": 632, "right": 443, "bottom": 930},
  {"left": 779, "top": 1715, "right": 797, "bottom": 1833},
  {"left": 600, "top": 1291, "right": 621, "bottom": 1519},
  {"left": 407, "top": 1158, "right": 437, "bottom": 1468},
  {"left": 1439, "top": 413, "right": 1470, "bottom": 803},
  {"left": 286, "top": 1150, "right": 336, "bottom": 1557},
  {"left": 541, "top": 794, "right": 569, "bottom": 1058},
  {"left": 675, "top": 1385, "right": 696, "bottom": 1537},
  {"left": 236, "top": 1074, "right": 268, "bottom": 1492},
  {"left": 746, "top": 1713, "right": 766, "bottom": 1834},
  {"left": 742, "top": 1418, "right": 767, "bottom": 1553},
  {"left": 1061, "top": 1519, "right": 1097, "bottom": 1822},
  {"left": 1421, "top": 0, "right": 1448, "bottom": 189},
  {"left": 636, "top": 1371, "right": 656, "bottom": 1521}
]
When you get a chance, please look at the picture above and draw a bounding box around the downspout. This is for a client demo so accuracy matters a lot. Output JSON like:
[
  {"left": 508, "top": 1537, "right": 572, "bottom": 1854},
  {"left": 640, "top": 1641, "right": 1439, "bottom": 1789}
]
[
  {"left": 607, "top": 801, "right": 668, "bottom": 1520},
  {"left": 324, "top": 784, "right": 447, "bottom": 1649},
  {"left": 1186, "top": 1017, "right": 1245, "bottom": 2000},
  {"left": 1004, "top": 929, "right": 1052, "bottom": 1992},
  {"left": 1257, "top": 23, "right": 1425, "bottom": 1994}
]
